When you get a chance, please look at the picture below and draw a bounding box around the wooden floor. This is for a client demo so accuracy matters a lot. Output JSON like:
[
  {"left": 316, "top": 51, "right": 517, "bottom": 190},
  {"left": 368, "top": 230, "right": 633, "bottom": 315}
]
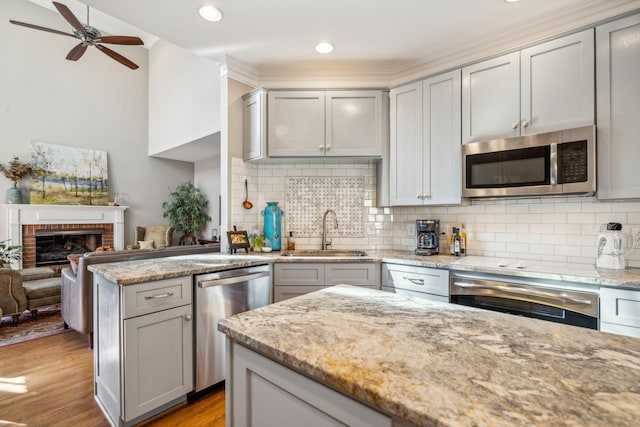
[{"left": 0, "top": 331, "right": 225, "bottom": 427}]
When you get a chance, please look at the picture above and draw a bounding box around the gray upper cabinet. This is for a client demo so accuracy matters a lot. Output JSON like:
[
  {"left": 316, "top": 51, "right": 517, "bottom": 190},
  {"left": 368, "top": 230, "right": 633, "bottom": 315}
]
[
  {"left": 325, "top": 91, "right": 383, "bottom": 156},
  {"left": 596, "top": 14, "right": 640, "bottom": 200},
  {"left": 462, "top": 29, "right": 594, "bottom": 143},
  {"left": 390, "top": 69, "right": 462, "bottom": 206},
  {"left": 242, "top": 88, "right": 267, "bottom": 161},
  {"left": 267, "top": 89, "right": 384, "bottom": 157},
  {"left": 267, "top": 90, "right": 325, "bottom": 157}
]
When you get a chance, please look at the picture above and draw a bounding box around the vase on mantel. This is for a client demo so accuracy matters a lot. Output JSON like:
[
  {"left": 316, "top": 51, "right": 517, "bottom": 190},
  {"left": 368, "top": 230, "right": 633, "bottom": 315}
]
[{"left": 5, "top": 183, "right": 22, "bottom": 204}]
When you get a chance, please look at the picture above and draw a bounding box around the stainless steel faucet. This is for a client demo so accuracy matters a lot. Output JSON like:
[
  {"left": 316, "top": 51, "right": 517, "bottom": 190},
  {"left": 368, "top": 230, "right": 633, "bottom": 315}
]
[{"left": 322, "top": 209, "right": 338, "bottom": 250}]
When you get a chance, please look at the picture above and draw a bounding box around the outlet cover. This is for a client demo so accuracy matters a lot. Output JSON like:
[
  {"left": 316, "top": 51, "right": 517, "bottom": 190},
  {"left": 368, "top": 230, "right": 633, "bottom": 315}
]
[{"left": 407, "top": 223, "right": 416, "bottom": 236}]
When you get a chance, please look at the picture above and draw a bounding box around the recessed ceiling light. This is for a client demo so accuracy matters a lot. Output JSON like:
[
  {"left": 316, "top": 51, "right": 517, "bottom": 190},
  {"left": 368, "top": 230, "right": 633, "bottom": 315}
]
[
  {"left": 199, "top": 5, "right": 223, "bottom": 22},
  {"left": 315, "top": 41, "right": 334, "bottom": 54},
  {"left": 503, "top": 0, "right": 520, "bottom": 3}
]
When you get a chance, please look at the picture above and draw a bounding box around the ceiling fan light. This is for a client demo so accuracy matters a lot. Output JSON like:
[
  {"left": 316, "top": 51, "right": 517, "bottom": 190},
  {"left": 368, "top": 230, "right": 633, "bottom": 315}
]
[
  {"left": 199, "top": 5, "right": 223, "bottom": 22},
  {"left": 315, "top": 41, "right": 334, "bottom": 54}
]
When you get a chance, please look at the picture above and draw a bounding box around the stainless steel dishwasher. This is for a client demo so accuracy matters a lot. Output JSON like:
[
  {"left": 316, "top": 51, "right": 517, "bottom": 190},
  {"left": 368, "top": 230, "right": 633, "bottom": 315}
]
[{"left": 194, "top": 264, "right": 271, "bottom": 392}]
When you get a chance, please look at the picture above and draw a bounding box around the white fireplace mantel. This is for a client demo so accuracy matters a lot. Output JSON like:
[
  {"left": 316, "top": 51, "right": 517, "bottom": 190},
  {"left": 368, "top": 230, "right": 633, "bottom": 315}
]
[{"left": 3, "top": 204, "right": 128, "bottom": 269}]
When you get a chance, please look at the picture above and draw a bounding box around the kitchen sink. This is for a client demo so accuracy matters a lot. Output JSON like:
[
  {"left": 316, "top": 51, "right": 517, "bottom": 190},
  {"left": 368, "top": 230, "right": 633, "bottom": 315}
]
[{"left": 280, "top": 250, "right": 368, "bottom": 257}]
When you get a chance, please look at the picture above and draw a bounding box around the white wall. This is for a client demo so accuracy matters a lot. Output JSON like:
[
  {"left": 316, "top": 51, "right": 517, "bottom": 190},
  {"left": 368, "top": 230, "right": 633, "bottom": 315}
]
[
  {"left": 0, "top": 0, "right": 193, "bottom": 246},
  {"left": 148, "top": 39, "right": 221, "bottom": 157},
  {"left": 194, "top": 133, "right": 221, "bottom": 241}
]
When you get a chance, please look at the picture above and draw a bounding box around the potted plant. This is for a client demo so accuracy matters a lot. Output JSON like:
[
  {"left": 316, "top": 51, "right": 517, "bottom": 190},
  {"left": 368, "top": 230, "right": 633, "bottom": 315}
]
[
  {"left": 162, "top": 182, "right": 211, "bottom": 245},
  {"left": 0, "top": 239, "right": 23, "bottom": 268},
  {"left": 0, "top": 156, "right": 34, "bottom": 204}
]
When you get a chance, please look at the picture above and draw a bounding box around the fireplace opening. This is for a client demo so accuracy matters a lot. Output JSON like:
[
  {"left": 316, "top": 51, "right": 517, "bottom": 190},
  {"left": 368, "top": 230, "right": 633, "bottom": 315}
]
[{"left": 35, "top": 228, "right": 104, "bottom": 267}]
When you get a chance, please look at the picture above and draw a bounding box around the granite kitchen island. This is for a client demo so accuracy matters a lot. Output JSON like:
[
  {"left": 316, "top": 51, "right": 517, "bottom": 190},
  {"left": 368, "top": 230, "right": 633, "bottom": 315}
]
[{"left": 218, "top": 285, "right": 640, "bottom": 427}]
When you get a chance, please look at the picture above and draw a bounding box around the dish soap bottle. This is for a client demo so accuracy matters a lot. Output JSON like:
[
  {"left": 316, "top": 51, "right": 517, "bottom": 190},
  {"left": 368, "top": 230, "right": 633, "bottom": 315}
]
[{"left": 287, "top": 231, "right": 296, "bottom": 250}]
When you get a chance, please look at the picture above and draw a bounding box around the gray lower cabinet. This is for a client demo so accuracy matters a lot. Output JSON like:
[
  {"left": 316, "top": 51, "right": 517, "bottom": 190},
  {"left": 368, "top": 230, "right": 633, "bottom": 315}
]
[
  {"left": 381, "top": 263, "right": 449, "bottom": 302},
  {"left": 227, "top": 339, "right": 393, "bottom": 427},
  {"left": 274, "top": 263, "right": 380, "bottom": 302},
  {"left": 94, "top": 275, "right": 193, "bottom": 427},
  {"left": 600, "top": 287, "right": 640, "bottom": 338}
]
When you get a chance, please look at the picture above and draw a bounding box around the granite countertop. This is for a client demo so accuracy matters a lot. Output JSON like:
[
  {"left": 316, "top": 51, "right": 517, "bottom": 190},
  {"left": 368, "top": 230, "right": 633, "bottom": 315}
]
[
  {"left": 87, "top": 250, "right": 640, "bottom": 290},
  {"left": 218, "top": 285, "right": 640, "bottom": 427}
]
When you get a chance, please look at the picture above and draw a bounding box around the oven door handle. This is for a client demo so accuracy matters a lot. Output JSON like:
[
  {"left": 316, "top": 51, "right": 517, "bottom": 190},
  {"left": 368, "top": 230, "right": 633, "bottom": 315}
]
[{"left": 452, "top": 281, "right": 593, "bottom": 305}]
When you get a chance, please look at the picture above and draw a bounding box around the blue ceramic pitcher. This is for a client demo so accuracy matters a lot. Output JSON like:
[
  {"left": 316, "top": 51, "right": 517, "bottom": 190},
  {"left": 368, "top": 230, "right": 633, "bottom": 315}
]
[{"left": 262, "top": 201, "right": 283, "bottom": 250}]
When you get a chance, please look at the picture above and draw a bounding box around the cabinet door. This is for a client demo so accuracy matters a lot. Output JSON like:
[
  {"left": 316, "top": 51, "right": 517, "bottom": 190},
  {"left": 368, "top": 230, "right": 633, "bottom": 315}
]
[
  {"left": 243, "top": 89, "right": 267, "bottom": 161},
  {"left": 390, "top": 81, "right": 424, "bottom": 205},
  {"left": 521, "top": 29, "right": 594, "bottom": 135},
  {"left": 325, "top": 91, "right": 382, "bottom": 157},
  {"left": 423, "top": 69, "right": 462, "bottom": 205},
  {"left": 325, "top": 263, "right": 380, "bottom": 288},
  {"left": 600, "top": 287, "right": 640, "bottom": 338},
  {"left": 596, "top": 14, "right": 640, "bottom": 200},
  {"left": 124, "top": 304, "right": 193, "bottom": 421},
  {"left": 229, "top": 341, "right": 392, "bottom": 427},
  {"left": 268, "top": 91, "right": 325, "bottom": 156},
  {"left": 462, "top": 52, "right": 520, "bottom": 143}
]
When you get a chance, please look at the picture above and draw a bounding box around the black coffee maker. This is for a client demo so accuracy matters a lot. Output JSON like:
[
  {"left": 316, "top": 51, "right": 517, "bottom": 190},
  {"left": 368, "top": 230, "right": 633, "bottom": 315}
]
[{"left": 415, "top": 219, "right": 439, "bottom": 256}]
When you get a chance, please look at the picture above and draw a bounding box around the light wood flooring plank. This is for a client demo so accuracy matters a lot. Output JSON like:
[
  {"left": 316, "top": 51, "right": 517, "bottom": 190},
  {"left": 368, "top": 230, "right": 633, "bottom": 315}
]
[{"left": 0, "top": 331, "right": 225, "bottom": 427}]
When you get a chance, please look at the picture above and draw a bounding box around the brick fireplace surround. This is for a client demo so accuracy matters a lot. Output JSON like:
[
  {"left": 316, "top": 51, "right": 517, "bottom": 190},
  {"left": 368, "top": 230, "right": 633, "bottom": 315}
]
[{"left": 4, "top": 204, "right": 127, "bottom": 269}]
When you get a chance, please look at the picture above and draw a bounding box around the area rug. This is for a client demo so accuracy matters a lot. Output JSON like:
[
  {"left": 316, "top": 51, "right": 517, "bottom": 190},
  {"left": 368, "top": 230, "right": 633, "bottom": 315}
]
[{"left": 0, "top": 306, "right": 70, "bottom": 348}]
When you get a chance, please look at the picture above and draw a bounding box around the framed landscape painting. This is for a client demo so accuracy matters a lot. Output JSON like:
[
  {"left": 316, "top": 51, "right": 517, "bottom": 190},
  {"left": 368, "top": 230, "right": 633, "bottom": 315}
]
[{"left": 29, "top": 142, "right": 109, "bottom": 205}]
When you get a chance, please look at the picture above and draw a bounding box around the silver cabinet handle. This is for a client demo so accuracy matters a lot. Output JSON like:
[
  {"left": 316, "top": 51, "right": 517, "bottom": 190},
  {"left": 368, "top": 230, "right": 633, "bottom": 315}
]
[
  {"left": 326, "top": 145, "right": 331, "bottom": 151},
  {"left": 521, "top": 120, "right": 530, "bottom": 128},
  {"left": 319, "top": 145, "right": 324, "bottom": 151},
  {"left": 511, "top": 122, "right": 519, "bottom": 129},
  {"left": 184, "top": 314, "right": 193, "bottom": 321},
  {"left": 403, "top": 276, "right": 424, "bottom": 285},
  {"left": 145, "top": 292, "right": 174, "bottom": 300}
]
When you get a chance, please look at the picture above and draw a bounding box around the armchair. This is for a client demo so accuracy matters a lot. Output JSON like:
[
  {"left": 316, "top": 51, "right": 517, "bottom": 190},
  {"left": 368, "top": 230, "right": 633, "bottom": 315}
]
[
  {"left": 0, "top": 268, "right": 61, "bottom": 325},
  {"left": 126, "top": 225, "right": 174, "bottom": 250}
]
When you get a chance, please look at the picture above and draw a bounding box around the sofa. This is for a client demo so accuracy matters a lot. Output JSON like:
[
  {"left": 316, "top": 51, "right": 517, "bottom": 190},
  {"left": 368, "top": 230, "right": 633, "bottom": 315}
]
[
  {"left": 61, "top": 244, "right": 220, "bottom": 348},
  {"left": 0, "top": 267, "right": 61, "bottom": 325}
]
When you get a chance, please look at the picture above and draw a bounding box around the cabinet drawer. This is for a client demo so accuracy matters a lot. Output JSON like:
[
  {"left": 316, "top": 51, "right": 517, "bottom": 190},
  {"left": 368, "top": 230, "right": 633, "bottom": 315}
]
[
  {"left": 600, "top": 287, "right": 640, "bottom": 329},
  {"left": 325, "top": 263, "right": 380, "bottom": 288},
  {"left": 123, "top": 276, "right": 192, "bottom": 319},
  {"left": 274, "top": 263, "right": 325, "bottom": 286},
  {"left": 274, "top": 285, "right": 326, "bottom": 303},
  {"left": 382, "top": 263, "right": 449, "bottom": 297}
]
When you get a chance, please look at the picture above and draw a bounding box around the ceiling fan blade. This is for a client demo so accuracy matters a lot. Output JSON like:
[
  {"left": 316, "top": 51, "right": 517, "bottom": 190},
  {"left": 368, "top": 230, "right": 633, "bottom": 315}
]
[
  {"left": 9, "top": 20, "right": 76, "bottom": 38},
  {"left": 66, "top": 43, "right": 88, "bottom": 61},
  {"left": 52, "top": 1, "right": 87, "bottom": 36},
  {"left": 96, "top": 36, "right": 144, "bottom": 46},
  {"left": 96, "top": 44, "right": 139, "bottom": 70}
]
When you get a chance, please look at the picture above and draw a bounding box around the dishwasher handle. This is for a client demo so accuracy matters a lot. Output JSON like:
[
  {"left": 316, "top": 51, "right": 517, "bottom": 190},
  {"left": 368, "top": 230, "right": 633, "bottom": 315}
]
[{"left": 198, "top": 271, "right": 270, "bottom": 288}]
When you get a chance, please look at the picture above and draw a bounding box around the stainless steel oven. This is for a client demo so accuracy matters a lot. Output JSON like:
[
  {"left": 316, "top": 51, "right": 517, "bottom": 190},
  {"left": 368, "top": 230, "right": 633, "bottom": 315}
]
[
  {"left": 450, "top": 272, "right": 598, "bottom": 329},
  {"left": 462, "top": 125, "right": 595, "bottom": 198}
]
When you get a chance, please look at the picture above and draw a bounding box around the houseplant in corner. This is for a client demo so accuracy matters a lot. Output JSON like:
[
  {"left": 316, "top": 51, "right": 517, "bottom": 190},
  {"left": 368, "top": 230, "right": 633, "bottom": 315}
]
[
  {"left": 162, "top": 182, "right": 211, "bottom": 245},
  {"left": 0, "top": 156, "right": 34, "bottom": 204},
  {"left": 0, "top": 239, "right": 23, "bottom": 268}
]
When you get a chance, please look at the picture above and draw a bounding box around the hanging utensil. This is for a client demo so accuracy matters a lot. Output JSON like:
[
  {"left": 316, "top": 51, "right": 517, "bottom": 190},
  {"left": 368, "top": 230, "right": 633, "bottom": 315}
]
[{"left": 243, "top": 178, "right": 253, "bottom": 209}]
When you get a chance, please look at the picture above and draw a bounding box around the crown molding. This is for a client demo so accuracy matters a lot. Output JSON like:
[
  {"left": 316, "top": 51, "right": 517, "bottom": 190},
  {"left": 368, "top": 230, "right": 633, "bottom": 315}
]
[{"left": 218, "top": 56, "right": 260, "bottom": 87}]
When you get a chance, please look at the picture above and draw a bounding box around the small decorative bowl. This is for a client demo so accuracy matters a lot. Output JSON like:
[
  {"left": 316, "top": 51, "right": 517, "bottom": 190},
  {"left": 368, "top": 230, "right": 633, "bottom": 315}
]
[{"left": 261, "top": 247, "right": 272, "bottom": 252}]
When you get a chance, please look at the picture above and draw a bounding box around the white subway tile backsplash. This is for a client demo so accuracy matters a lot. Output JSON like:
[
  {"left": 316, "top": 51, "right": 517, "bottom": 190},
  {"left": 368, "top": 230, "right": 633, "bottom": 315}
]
[{"left": 230, "top": 158, "right": 640, "bottom": 265}]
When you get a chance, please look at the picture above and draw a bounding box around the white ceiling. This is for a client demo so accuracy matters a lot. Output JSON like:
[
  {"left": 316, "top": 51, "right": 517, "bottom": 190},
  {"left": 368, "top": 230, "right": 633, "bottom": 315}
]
[
  {"left": 24, "top": 0, "right": 640, "bottom": 83},
  {"left": 73, "top": 0, "right": 640, "bottom": 79}
]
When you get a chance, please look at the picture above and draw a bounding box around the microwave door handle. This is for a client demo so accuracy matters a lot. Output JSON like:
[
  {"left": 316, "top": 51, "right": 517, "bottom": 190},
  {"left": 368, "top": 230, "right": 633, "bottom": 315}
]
[{"left": 550, "top": 143, "right": 558, "bottom": 186}]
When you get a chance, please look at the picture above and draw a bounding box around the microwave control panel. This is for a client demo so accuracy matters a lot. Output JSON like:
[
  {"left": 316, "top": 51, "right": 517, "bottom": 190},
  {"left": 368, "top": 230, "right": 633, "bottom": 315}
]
[{"left": 559, "top": 140, "right": 588, "bottom": 184}]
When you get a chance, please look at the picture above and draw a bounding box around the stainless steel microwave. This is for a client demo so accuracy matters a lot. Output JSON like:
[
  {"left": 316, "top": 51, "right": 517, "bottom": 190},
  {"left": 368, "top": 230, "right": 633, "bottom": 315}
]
[{"left": 462, "top": 126, "right": 595, "bottom": 198}]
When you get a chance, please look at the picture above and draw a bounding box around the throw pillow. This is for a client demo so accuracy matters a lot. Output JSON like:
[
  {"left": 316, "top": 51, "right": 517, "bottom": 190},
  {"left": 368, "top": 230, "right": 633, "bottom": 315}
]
[{"left": 138, "top": 240, "right": 155, "bottom": 249}]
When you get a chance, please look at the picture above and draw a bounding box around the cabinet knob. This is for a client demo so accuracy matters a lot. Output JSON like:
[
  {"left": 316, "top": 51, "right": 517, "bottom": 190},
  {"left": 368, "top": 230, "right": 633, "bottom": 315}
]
[
  {"left": 319, "top": 145, "right": 324, "bottom": 151},
  {"left": 511, "top": 122, "right": 519, "bottom": 130},
  {"left": 326, "top": 145, "right": 331, "bottom": 151},
  {"left": 184, "top": 314, "right": 193, "bottom": 321},
  {"left": 521, "top": 120, "right": 530, "bottom": 128},
  {"left": 416, "top": 194, "right": 422, "bottom": 199}
]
